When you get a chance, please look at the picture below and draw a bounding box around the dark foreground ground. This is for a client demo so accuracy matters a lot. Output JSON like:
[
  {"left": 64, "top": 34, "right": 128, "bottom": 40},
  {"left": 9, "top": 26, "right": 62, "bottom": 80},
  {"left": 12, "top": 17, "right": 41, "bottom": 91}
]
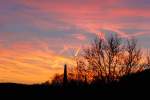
[{"left": 0, "top": 70, "right": 150, "bottom": 99}]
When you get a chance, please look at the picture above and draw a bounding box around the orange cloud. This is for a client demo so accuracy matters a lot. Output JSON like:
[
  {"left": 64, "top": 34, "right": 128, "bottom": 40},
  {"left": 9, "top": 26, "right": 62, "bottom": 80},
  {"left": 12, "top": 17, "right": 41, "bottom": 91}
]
[{"left": 0, "top": 40, "right": 75, "bottom": 84}]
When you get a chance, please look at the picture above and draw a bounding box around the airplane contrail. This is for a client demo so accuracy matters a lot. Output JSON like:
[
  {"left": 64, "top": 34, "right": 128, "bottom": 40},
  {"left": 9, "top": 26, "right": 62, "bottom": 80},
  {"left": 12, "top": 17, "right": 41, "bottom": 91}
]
[{"left": 75, "top": 47, "right": 81, "bottom": 57}]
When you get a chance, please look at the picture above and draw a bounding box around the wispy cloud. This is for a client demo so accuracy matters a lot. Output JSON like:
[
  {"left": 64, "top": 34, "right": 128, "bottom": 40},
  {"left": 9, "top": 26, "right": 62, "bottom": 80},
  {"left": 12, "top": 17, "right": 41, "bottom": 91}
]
[{"left": 0, "top": 40, "right": 75, "bottom": 84}]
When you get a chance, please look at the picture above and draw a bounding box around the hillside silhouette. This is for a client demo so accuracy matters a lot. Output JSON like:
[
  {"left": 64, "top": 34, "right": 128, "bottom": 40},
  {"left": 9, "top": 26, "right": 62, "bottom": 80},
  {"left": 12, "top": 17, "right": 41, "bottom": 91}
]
[{"left": 0, "top": 69, "right": 149, "bottom": 99}]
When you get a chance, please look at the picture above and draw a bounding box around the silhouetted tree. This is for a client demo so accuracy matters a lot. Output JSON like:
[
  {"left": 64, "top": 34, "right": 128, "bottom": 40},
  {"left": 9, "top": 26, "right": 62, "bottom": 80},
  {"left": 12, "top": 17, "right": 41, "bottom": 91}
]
[
  {"left": 83, "top": 37, "right": 105, "bottom": 81},
  {"left": 104, "top": 34, "right": 124, "bottom": 82},
  {"left": 83, "top": 34, "right": 124, "bottom": 83},
  {"left": 63, "top": 64, "right": 68, "bottom": 86},
  {"left": 51, "top": 74, "right": 63, "bottom": 87},
  {"left": 124, "top": 38, "right": 142, "bottom": 74},
  {"left": 76, "top": 57, "right": 87, "bottom": 81},
  {"left": 79, "top": 34, "right": 145, "bottom": 84},
  {"left": 145, "top": 49, "right": 150, "bottom": 69}
]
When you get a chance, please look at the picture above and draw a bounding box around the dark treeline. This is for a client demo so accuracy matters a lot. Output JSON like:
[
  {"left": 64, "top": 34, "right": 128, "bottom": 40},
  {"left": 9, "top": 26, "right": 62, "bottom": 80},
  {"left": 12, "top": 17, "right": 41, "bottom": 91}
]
[
  {"left": 51, "top": 34, "right": 150, "bottom": 87},
  {"left": 0, "top": 34, "right": 150, "bottom": 99}
]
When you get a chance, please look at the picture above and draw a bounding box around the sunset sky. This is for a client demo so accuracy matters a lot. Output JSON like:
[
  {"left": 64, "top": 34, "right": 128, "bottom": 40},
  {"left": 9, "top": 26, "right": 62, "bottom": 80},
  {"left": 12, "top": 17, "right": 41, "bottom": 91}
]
[{"left": 0, "top": 0, "right": 150, "bottom": 84}]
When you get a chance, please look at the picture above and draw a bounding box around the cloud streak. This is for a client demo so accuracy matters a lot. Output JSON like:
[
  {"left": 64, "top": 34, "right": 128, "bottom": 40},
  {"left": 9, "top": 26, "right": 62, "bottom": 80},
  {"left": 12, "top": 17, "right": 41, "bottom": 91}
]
[{"left": 0, "top": 40, "right": 75, "bottom": 84}]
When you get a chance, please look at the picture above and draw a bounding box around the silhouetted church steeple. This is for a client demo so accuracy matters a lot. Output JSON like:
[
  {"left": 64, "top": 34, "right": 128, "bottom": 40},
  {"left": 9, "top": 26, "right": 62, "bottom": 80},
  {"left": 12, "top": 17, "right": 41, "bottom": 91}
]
[{"left": 63, "top": 64, "right": 68, "bottom": 86}]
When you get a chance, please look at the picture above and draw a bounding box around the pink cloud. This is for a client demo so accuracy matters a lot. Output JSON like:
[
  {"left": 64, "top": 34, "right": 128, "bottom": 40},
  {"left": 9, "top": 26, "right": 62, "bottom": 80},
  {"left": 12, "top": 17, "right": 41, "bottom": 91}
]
[{"left": 6, "top": 0, "right": 148, "bottom": 39}]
